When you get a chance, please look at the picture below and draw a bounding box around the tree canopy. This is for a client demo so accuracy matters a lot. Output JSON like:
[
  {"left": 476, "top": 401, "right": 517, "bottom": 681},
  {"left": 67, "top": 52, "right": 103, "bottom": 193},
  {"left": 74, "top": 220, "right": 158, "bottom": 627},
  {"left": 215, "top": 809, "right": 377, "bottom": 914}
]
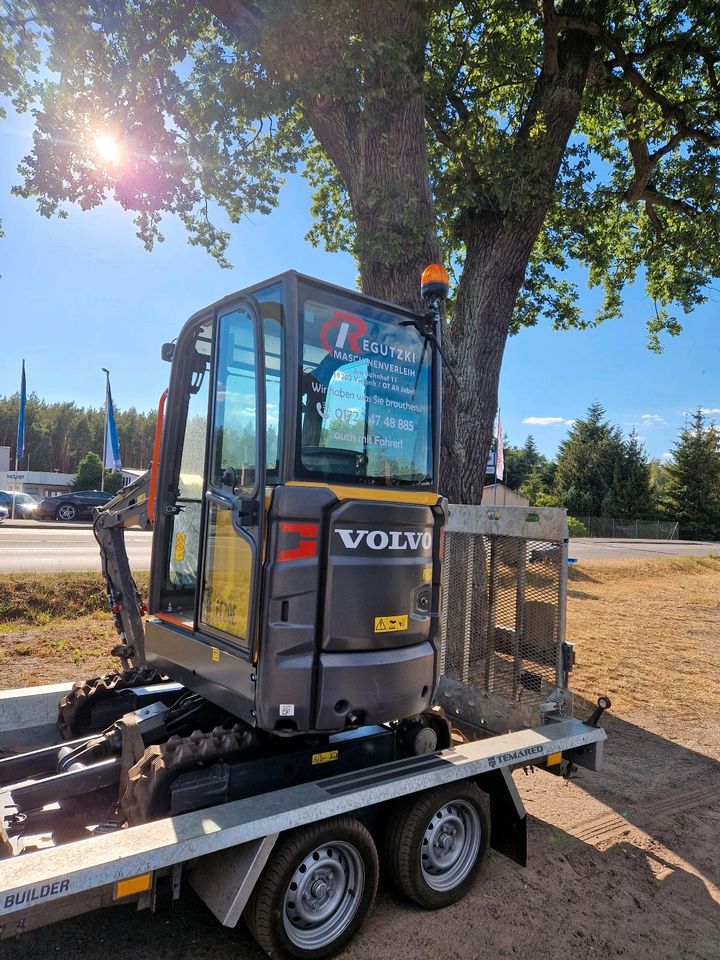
[
  {"left": 0, "top": 393, "right": 156, "bottom": 472},
  {"left": 2, "top": 1, "right": 719, "bottom": 499},
  {"left": 73, "top": 450, "right": 123, "bottom": 493}
]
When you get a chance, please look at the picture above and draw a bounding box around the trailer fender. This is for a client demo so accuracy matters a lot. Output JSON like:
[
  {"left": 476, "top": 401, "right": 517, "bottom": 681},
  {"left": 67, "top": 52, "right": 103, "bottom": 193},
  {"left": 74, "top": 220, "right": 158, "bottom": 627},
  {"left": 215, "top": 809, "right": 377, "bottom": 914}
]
[
  {"left": 189, "top": 834, "right": 278, "bottom": 927},
  {"left": 476, "top": 767, "right": 527, "bottom": 867}
]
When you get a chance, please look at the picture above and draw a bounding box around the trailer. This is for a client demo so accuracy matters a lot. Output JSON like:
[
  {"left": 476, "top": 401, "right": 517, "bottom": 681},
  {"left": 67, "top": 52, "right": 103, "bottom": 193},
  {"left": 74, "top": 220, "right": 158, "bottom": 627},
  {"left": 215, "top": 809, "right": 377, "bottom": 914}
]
[{"left": 0, "top": 506, "right": 608, "bottom": 959}]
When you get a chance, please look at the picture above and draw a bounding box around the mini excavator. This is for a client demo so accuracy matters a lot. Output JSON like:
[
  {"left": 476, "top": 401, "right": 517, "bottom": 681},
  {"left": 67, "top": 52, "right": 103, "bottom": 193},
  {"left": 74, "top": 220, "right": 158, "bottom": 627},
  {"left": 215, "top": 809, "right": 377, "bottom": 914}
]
[{"left": 18, "top": 266, "right": 453, "bottom": 828}]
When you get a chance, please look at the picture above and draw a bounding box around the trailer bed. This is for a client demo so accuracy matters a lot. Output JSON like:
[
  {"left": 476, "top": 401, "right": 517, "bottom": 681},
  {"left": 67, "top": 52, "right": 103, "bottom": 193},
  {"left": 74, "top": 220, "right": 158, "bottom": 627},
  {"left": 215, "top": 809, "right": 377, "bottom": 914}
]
[{"left": 0, "top": 682, "right": 605, "bottom": 937}]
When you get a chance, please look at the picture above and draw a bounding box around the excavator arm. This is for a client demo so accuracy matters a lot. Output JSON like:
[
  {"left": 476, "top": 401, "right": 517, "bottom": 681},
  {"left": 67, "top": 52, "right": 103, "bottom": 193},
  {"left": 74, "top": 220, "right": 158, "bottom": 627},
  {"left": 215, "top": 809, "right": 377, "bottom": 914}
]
[
  {"left": 93, "top": 471, "right": 151, "bottom": 669},
  {"left": 92, "top": 388, "right": 168, "bottom": 670}
]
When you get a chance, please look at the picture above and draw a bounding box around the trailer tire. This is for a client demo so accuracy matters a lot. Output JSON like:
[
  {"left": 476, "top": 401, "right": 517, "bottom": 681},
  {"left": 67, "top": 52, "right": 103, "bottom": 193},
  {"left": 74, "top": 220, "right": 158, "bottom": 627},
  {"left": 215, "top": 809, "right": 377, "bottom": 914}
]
[
  {"left": 245, "top": 816, "right": 378, "bottom": 960},
  {"left": 383, "top": 781, "right": 490, "bottom": 909}
]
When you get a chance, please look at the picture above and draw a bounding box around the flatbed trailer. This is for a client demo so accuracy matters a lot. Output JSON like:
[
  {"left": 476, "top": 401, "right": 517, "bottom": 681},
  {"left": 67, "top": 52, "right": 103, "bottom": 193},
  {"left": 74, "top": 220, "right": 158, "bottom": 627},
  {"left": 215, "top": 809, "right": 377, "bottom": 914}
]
[
  {"left": 0, "top": 506, "right": 610, "bottom": 957},
  {"left": 0, "top": 682, "right": 606, "bottom": 944}
]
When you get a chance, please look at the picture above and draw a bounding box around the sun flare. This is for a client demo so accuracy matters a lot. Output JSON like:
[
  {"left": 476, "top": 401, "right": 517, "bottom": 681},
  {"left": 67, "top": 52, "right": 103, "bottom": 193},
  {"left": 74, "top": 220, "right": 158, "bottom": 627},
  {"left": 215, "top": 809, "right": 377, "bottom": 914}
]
[{"left": 94, "top": 132, "right": 122, "bottom": 165}]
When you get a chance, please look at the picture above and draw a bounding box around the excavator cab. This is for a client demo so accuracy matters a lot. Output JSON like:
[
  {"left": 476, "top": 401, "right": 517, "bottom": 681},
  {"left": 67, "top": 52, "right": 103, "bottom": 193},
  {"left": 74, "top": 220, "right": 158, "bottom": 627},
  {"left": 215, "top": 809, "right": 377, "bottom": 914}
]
[{"left": 145, "top": 272, "right": 445, "bottom": 734}]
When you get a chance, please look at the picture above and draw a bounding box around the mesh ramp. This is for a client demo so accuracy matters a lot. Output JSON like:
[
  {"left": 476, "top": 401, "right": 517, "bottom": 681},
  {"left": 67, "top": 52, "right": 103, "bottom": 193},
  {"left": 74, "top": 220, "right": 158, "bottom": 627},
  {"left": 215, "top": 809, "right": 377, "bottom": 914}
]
[{"left": 436, "top": 506, "right": 571, "bottom": 734}]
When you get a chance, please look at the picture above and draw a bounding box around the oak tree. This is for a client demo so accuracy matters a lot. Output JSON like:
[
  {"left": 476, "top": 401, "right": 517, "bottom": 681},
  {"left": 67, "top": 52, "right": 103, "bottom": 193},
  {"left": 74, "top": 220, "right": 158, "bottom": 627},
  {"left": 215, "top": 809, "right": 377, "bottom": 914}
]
[{"left": 3, "top": 1, "right": 719, "bottom": 500}]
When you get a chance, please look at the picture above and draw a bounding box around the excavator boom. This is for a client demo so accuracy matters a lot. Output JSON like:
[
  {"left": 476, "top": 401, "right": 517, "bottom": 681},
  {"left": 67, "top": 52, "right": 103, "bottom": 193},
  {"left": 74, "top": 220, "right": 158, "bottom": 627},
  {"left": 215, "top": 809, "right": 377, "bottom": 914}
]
[{"left": 93, "top": 470, "right": 150, "bottom": 669}]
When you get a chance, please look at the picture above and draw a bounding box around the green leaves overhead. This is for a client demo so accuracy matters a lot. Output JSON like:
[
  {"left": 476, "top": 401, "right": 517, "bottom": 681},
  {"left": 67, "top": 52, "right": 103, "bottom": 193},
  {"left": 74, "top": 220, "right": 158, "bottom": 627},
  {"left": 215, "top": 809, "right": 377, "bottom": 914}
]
[{"left": 2, "top": 1, "right": 719, "bottom": 341}]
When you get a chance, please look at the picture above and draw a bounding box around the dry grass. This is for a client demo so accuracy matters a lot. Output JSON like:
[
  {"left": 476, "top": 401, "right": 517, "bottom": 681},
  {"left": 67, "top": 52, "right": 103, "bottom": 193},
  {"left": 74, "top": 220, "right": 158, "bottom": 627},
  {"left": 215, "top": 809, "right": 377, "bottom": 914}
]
[
  {"left": 567, "top": 555, "right": 720, "bottom": 722},
  {"left": 0, "top": 573, "right": 148, "bottom": 686},
  {"left": 0, "top": 572, "right": 149, "bottom": 629},
  {"left": 0, "top": 617, "right": 117, "bottom": 686},
  {"left": 1, "top": 560, "right": 719, "bottom": 711}
]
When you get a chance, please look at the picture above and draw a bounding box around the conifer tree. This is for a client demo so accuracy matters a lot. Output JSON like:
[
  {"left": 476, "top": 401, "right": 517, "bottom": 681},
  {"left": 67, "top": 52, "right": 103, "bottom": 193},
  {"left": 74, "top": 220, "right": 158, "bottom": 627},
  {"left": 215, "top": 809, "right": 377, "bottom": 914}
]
[
  {"left": 554, "top": 403, "right": 624, "bottom": 517},
  {"left": 602, "top": 430, "right": 655, "bottom": 519},
  {"left": 664, "top": 410, "right": 720, "bottom": 538}
]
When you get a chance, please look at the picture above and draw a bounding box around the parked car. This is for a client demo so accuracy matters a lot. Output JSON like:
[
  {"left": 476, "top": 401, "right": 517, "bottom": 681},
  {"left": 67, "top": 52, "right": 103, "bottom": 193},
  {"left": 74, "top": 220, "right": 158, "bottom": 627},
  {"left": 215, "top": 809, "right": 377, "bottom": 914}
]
[
  {"left": 0, "top": 490, "right": 38, "bottom": 519},
  {"left": 35, "top": 490, "right": 114, "bottom": 522},
  {"left": 0, "top": 505, "right": 8, "bottom": 523}
]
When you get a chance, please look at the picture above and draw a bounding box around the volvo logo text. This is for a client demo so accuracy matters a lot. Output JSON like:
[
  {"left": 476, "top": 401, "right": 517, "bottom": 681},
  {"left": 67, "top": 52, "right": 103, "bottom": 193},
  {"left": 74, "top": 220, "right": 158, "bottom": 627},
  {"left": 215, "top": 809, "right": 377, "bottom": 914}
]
[{"left": 335, "top": 529, "right": 432, "bottom": 551}]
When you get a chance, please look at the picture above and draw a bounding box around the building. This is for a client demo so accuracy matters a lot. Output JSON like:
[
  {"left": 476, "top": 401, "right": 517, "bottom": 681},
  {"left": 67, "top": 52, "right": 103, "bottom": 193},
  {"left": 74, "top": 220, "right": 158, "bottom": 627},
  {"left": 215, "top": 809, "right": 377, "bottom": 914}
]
[
  {"left": 481, "top": 483, "right": 530, "bottom": 507},
  {"left": 0, "top": 468, "right": 75, "bottom": 499},
  {"left": 0, "top": 446, "right": 69, "bottom": 498},
  {"left": 120, "top": 467, "right": 146, "bottom": 487}
]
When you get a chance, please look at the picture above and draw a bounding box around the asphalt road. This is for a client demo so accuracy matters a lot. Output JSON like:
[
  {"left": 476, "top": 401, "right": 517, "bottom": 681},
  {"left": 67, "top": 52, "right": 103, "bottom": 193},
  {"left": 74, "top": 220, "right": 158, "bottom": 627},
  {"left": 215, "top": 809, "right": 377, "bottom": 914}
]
[
  {"left": 0, "top": 522, "right": 718, "bottom": 572},
  {"left": 568, "top": 537, "right": 720, "bottom": 560},
  {"left": 0, "top": 520, "right": 151, "bottom": 572}
]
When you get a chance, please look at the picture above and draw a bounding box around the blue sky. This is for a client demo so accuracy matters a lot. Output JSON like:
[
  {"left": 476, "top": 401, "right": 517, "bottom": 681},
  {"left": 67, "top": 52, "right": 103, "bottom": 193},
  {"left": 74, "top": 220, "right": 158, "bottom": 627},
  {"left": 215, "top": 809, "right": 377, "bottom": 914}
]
[{"left": 1, "top": 105, "right": 718, "bottom": 465}]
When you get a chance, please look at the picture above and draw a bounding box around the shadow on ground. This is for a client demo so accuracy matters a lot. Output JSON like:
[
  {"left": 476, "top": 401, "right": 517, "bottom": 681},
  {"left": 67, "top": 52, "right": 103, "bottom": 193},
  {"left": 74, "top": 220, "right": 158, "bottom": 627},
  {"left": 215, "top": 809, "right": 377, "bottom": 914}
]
[{"left": 2, "top": 699, "right": 718, "bottom": 960}]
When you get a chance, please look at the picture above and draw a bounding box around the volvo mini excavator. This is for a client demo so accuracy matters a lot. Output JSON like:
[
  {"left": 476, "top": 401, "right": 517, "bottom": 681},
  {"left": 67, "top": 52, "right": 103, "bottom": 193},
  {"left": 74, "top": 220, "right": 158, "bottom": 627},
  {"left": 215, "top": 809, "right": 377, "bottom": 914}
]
[
  {"left": 0, "top": 265, "right": 611, "bottom": 960},
  {"left": 13, "top": 265, "right": 452, "bottom": 828}
]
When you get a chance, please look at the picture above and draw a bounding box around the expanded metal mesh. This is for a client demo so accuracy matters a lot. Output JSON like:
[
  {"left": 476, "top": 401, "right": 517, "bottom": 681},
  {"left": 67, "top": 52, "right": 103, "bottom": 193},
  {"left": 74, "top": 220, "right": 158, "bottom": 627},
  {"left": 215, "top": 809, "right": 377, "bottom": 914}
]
[{"left": 440, "top": 530, "right": 564, "bottom": 703}]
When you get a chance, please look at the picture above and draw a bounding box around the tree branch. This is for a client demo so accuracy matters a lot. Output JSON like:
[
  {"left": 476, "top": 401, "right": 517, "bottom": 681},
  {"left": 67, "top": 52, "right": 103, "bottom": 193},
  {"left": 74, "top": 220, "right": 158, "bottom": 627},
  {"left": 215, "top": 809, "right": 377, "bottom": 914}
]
[
  {"left": 541, "top": 0, "right": 559, "bottom": 78},
  {"left": 555, "top": 14, "right": 720, "bottom": 148},
  {"left": 640, "top": 188, "right": 699, "bottom": 217},
  {"left": 130, "top": 3, "right": 194, "bottom": 65},
  {"left": 202, "top": 0, "right": 260, "bottom": 39}
]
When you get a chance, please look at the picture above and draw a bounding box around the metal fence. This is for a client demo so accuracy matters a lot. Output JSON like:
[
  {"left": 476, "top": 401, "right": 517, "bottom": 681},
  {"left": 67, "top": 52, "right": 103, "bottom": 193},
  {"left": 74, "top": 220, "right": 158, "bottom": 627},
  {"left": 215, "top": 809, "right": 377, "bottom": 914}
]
[
  {"left": 436, "top": 505, "right": 570, "bottom": 734},
  {"left": 579, "top": 517, "right": 679, "bottom": 539}
]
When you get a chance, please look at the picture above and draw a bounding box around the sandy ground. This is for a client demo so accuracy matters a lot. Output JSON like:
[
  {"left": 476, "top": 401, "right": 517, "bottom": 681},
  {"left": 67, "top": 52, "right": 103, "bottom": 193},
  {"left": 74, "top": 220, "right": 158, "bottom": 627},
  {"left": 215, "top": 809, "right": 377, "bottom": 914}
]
[{"left": 1, "top": 557, "right": 719, "bottom": 959}]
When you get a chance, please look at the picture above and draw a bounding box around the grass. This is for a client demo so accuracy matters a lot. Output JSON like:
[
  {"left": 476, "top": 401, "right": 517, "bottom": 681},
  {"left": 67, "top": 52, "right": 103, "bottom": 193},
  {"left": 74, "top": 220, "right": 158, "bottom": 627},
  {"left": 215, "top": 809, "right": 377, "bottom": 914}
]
[
  {"left": 567, "top": 555, "right": 720, "bottom": 723},
  {"left": 1, "top": 558, "right": 719, "bottom": 713},
  {"left": 0, "top": 572, "right": 149, "bottom": 686},
  {"left": 0, "top": 572, "right": 150, "bottom": 629}
]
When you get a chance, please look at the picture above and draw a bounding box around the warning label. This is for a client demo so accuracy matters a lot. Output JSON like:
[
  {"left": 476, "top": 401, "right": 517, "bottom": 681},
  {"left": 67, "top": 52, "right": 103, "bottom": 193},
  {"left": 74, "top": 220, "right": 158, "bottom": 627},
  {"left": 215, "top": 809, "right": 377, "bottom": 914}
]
[
  {"left": 173, "top": 533, "right": 186, "bottom": 562},
  {"left": 374, "top": 615, "right": 409, "bottom": 633}
]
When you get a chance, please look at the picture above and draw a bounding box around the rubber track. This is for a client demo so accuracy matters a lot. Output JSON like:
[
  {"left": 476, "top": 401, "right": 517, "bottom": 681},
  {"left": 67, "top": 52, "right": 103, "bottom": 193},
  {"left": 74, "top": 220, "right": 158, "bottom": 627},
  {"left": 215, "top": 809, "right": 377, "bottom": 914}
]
[
  {"left": 122, "top": 725, "right": 254, "bottom": 825},
  {"left": 56, "top": 667, "right": 166, "bottom": 740}
]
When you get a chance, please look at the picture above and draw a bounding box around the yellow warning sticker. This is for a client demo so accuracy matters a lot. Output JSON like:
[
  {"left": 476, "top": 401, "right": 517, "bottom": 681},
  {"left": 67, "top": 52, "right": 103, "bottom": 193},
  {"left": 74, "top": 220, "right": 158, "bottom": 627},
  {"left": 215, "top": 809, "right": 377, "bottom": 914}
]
[
  {"left": 211, "top": 647, "right": 220, "bottom": 663},
  {"left": 422, "top": 566, "right": 432, "bottom": 583},
  {"left": 312, "top": 749, "right": 339, "bottom": 766},
  {"left": 173, "top": 533, "right": 186, "bottom": 562},
  {"left": 374, "top": 615, "right": 409, "bottom": 633}
]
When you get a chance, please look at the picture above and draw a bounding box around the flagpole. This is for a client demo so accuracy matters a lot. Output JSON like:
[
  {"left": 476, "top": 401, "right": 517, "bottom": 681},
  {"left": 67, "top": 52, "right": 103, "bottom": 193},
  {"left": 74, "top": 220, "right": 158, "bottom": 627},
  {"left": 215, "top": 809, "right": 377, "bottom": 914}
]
[
  {"left": 493, "top": 408, "right": 499, "bottom": 507},
  {"left": 101, "top": 367, "right": 110, "bottom": 492},
  {"left": 13, "top": 360, "right": 27, "bottom": 520},
  {"left": 15, "top": 360, "right": 25, "bottom": 473}
]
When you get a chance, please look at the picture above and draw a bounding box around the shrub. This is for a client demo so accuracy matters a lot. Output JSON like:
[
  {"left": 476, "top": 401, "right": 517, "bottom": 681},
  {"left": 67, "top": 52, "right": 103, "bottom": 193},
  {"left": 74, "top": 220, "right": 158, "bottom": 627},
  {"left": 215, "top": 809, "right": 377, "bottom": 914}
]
[{"left": 567, "top": 516, "right": 588, "bottom": 537}]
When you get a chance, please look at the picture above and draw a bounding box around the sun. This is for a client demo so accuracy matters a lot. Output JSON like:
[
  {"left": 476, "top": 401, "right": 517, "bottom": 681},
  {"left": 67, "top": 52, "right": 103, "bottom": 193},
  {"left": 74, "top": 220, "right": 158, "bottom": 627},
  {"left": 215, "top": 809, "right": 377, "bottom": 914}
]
[{"left": 94, "top": 132, "right": 122, "bottom": 166}]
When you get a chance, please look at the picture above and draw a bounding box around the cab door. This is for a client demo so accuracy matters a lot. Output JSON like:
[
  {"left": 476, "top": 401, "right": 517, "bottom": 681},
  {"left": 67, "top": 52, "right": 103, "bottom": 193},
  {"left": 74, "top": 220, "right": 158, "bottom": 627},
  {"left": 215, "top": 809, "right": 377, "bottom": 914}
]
[{"left": 199, "top": 298, "right": 266, "bottom": 654}]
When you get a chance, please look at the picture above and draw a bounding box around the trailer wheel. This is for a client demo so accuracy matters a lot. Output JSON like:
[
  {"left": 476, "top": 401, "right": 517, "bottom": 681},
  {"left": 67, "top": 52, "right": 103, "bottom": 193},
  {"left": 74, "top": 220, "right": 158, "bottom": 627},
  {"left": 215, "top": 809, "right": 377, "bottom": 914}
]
[
  {"left": 384, "top": 781, "right": 490, "bottom": 909},
  {"left": 245, "top": 816, "right": 378, "bottom": 960}
]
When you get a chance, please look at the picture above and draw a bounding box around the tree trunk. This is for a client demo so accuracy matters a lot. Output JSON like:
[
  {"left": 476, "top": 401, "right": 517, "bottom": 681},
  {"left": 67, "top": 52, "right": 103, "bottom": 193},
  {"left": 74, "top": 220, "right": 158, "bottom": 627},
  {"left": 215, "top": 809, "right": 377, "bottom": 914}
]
[
  {"left": 209, "top": 0, "right": 599, "bottom": 502},
  {"left": 440, "top": 18, "right": 600, "bottom": 503},
  {"left": 440, "top": 219, "right": 529, "bottom": 504},
  {"left": 304, "top": 0, "right": 440, "bottom": 312}
]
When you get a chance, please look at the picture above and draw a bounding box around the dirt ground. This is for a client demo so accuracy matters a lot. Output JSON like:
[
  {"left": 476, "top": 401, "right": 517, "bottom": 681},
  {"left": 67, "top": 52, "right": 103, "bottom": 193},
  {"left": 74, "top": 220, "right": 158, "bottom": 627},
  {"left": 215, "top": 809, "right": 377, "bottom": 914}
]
[{"left": 1, "top": 556, "right": 719, "bottom": 959}]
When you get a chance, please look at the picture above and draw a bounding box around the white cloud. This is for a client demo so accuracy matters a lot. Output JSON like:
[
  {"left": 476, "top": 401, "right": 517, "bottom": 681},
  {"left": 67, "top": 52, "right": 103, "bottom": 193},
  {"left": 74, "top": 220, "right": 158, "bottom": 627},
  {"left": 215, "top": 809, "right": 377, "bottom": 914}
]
[
  {"left": 661, "top": 451, "right": 673, "bottom": 461},
  {"left": 523, "top": 416, "right": 565, "bottom": 425},
  {"left": 565, "top": 419, "right": 577, "bottom": 427},
  {"left": 641, "top": 413, "right": 664, "bottom": 422},
  {"left": 700, "top": 407, "right": 720, "bottom": 415}
]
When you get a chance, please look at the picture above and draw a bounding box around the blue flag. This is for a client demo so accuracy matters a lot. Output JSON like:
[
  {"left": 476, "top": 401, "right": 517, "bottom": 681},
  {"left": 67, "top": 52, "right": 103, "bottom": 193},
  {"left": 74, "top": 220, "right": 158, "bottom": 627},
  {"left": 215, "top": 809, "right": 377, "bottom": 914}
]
[
  {"left": 104, "top": 378, "right": 122, "bottom": 471},
  {"left": 16, "top": 360, "right": 26, "bottom": 463}
]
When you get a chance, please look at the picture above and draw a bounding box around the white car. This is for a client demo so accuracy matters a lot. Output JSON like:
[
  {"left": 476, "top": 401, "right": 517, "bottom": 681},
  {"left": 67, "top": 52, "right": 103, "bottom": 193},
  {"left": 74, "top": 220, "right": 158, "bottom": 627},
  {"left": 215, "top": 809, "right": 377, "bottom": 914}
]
[{"left": 0, "top": 505, "right": 8, "bottom": 523}]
